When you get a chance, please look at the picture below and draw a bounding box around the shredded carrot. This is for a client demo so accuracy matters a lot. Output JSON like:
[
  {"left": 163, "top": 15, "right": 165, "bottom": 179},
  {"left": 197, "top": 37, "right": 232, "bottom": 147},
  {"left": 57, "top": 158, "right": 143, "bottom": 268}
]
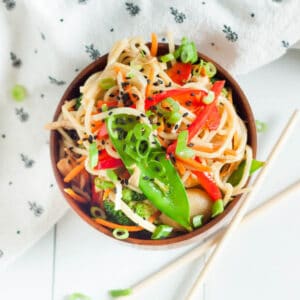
[
  {"left": 94, "top": 218, "right": 144, "bottom": 231},
  {"left": 91, "top": 121, "right": 103, "bottom": 133},
  {"left": 76, "top": 156, "right": 86, "bottom": 163},
  {"left": 176, "top": 156, "right": 211, "bottom": 172},
  {"left": 148, "top": 211, "right": 161, "bottom": 223},
  {"left": 176, "top": 160, "right": 186, "bottom": 176},
  {"left": 64, "top": 188, "right": 88, "bottom": 203},
  {"left": 224, "top": 149, "right": 237, "bottom": 156},
  {"left": 233, "top": 132, "right": 239, "bottom": 150},
  {"left": 192, "top": 145, "right": 218, "bottom": 153},
  {"left": 103, "top": 189, "right": 112, "bottom": 200},
  {"left": 145, "top": 66, "right": 155, "bottom": 98},
  {"left": 150, "top": 33, "right": 158, "bottom": 57},
  {"left": 64, "top": 161, "right": 85, "bottom": 183},
  {"left": 200, "top": 67, "right": 206, "bottom": 77}
]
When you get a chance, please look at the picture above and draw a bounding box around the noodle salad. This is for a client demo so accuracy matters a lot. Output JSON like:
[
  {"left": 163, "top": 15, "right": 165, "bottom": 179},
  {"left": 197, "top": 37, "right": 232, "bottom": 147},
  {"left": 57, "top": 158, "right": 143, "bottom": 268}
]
[{"left": 47, "top": 34, "right": 262, "bottom": 240}]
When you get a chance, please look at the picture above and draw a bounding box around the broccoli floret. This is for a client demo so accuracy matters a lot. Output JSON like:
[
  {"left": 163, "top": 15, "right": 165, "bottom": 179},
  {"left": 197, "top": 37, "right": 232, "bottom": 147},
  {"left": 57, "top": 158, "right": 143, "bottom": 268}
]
[
  {"left": 103, "top": 200, "right": 134, "bottom": 225},
  {"left": 133, "top": 202, "right": 157, "bottom": 220},
  {"left": 122, "top": 188, "right": 146, "bottom": 203}
]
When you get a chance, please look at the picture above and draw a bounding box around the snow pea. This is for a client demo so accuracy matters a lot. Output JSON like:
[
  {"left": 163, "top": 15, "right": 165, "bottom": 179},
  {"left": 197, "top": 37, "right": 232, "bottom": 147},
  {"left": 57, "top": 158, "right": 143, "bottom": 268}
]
[{"left": 106, "top": 114, "right": 191, "bottom": 230}]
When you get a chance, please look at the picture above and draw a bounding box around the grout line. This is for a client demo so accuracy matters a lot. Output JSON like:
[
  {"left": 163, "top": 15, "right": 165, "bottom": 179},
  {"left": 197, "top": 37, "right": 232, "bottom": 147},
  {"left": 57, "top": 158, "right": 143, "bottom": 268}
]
[{"left": 51, "top": 224, "right": 57, "bottom": 300}]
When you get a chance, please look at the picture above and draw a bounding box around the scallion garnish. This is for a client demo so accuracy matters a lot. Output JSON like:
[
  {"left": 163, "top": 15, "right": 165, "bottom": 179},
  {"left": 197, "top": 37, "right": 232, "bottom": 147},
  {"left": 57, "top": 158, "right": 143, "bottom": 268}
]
[
  {"left": 90, "top": 206, "right": 106, "bottom": 219},
  {"left": 203, "top": 91, "right": 215, "bottom": 104},
  {"left": 192, "top": 215, "right": 204, "bottom": 228},
  {"left": 68, "top": 293, "right": 91, "bottom": 300},
  {"left": 204, "top": 62, "right": 217, "bottom": 78},
  {"left": 175, "top": 130, "right": 195, "bottom": 158},
  {"left": 151, "top": 224, "right": 173, "bottom": 239},
  {"left": 88, "top": 142, "right": 98, "bottom": 168},
  {"left": 255, "top": 120, "right": 267, "bottom": 133},
  {"left": 99, "top": 78, "right": 116, "bottom": 90},
  {"left": 112, "top": 228, "right": 129, "bottom": 240},
  {"left": 75, "top": 95, "right": 82, "bottom": 110},
  {"left": 211, "top": 199, "right": 224, "bottom": 218},
  {"left": 110, "top": 288, "right": 132, "bottom": 298},
  {"left": 160, "top": 53, "right": 175, "bottom": 63},
  {"left": 94, "top": 177, "right": 114, "bottom": 190},
  {"left": 11, "top": 84, "right": 27, "bottom": 102}
]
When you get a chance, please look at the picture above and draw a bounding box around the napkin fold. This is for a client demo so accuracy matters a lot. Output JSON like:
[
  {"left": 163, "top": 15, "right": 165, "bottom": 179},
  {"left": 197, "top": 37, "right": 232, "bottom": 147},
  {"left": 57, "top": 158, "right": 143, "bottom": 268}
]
[{"left": 1, "top": 0, "right": 300, "bottom": 271}]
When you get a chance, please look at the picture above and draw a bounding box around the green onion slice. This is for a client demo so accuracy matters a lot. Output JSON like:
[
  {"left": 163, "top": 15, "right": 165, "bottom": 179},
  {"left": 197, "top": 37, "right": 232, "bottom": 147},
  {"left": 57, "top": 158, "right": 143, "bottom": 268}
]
[
  {"left": 160, "top": 53, "right": 175, "bottom": 63},
  {"left": 176, "top": 130, "right": 195, "bottom": 158},
  {"left": 255, "top": 120, "right": 267, "bottom": 133},
  {"left": 75, "top": 95, "right": 82, "bottom": 110},
  {"left": 99, "top": 78, "right": 116, "bottom": 90},
  {"left": 192, "top": 215, "right": 204, "bottom": 228},
  {"left": 11, "top": 84, "right": 27, "bottom": 102},
  {"left": 88, "top": 142, "right": 98, "bottom": 169},
  {"left": 211, "top": 199, "right": 224, "bottom": 218},
  {"left": 151, "top": 224, "right": 173, "bottom": 239},
  {"left": 112, "top": 228, "right": 129, "bottom": 240},
  {"left": 90, "top": 206, "right": 106, "bottom": 219},
  {"left": 110, "top": 288, "right": 132, "bottom": 298},
  {"left": 68, "top": 293, "right": 91, "bottom": 300},
  {"left": 204, "top": 62, "right": 217, "bottom": 78},
  {"left": 203, "top": 91, "right": 215, "bottom": 104}
]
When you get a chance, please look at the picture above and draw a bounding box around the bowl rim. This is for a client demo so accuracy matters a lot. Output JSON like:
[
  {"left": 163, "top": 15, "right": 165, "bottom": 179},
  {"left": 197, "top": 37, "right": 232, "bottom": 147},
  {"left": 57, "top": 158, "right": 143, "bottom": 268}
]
[{"left": 50, "top": 42, "right": 257, "bottom": 248}]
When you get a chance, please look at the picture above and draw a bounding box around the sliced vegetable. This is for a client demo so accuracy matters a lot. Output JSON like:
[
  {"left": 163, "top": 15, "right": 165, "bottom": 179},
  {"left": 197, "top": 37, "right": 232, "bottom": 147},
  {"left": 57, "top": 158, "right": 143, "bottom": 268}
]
[
  {"left": 166, "top": 62, "right": 192, "bottom": 85},
  {"left": 106, "top": 114, "right": 191, "bottom": 230},
  {"left": 103, "top": 200, "right": 134, "bottom": 226},
  {"left": 175, "top": 130, "right": 195, "bottom": 158},
  {"left": 64, "top": 188, "right": 88, "bottom": 204},
  {"left": 99, "top": 78, "right": 116, "bottom": 90},
  {"left": 94, "top": 217, "right": 142, "bottom": 231},
  {"left": 203, "top": 91, "right": 215, "bottom": 104},
  {"left": 255, "top": 120, "right": 267, "bottom": 133},
  {"left": 192, "top": 215, "right": 204, "bottom": 228},
  {"left": 151, "top": 224, "right": 173, "bottom": 239},
  {"left": 96, "top": 123, "right": 108, "bottom": 139},
  {"left": 90, "top": 206, "right": 106, "bottom": 218},
  {"left": 122, "top": 188, "right": 146, "bottom": 202},
  {"left": 192, "top": 171, "right": 222, "bottom": 201},
  {"left": 211, "top": 199, "right": 224, "bottom": 217},
  {"left": 11, "top": 84, "right": 27, "bottom": 101},
  {"left": 150, "top": 32, "right": 158, "bottom": 56},
  {"left": 88, "top": 142, "right": 98, "bottom": 169},
  {"left": 203, "top": 62, "right": 217, "bottom": 78},
  {"left": 167, "top": 81, "right": 225, "bottom": 154},
  {"left": 110, "top": 288, "right": 132, "bottom": 298},
  {"left": 63, "top": 161, "right": 85, "bottom": 183},
  {"left": 95, "top": 150, "right": 124, "bottom": 170},
  {"left": 174, "top": 37, "right": 198, "bottom": 64},
  {"left": 68, "top": 293, "right": 91, "bottom": 300},
  {"left": 112, "top": 228, "right": 129, "bottom": 240},
  {"left": 160, "top": 53, "right": 175, "bottom": 63},
  {"left": 228, "top": 159, "right": 264, "bottom": 186}
]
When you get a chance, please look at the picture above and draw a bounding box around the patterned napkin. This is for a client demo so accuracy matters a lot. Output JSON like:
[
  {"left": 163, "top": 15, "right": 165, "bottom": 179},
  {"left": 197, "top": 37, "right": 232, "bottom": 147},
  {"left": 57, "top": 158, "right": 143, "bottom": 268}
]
[{"left": 0, "top": 0, "right": 300, "bottom": 271}]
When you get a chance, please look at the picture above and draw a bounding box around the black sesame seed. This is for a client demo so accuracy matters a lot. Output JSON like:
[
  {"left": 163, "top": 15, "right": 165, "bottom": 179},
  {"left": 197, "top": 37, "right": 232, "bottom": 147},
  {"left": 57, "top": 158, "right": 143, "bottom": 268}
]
[
  {"left": 190, "top": 93, "right": 195, "bottom": 96},
  {"left": 121, "top": 82, "right": 130, "bottom": 88},
  {"left": 108, "top": 111, "right": 113, "bottom": 115},
  {"left": 147, "top": 97, "right": 153, "bottom": 101},
  {"left": 176, "top": 70, "right": 181, "bottom": 74},
  {"left": 166, "top": 123, "right": 171, "bottom": 128},
  {"left": 183, "top": 112, "right": 189, "bottom": 117},
  {"left": 143, "top": 176, "right": 150, "bottom": 180},
  {"left": 174, "top": 124, "right": 179, "bottom": 130},
  {"left": 88, "top": 135, "right": 93, "bottom": 143},
  {"left": 166, "top": 82, "right": 172, "bottom": 87},
  {"left": 185, "top": 101, "right": 192, "bottom": 106},
  {"left": 124, "top": 179, "right": 129, "bottom": 185},
  {"left": 109, "top": 93, "right": 115, "bottom": 97},
  {"left": 140, "top": 113, "right": 146, "bottom": 117},
  {"left": 140, "top": 68, "right": 144, "bottom": 72},
  {"left": 101, "top": 140, "right": 105, "bottom": 145},
  {"left": 147, "top": 79, "right": 151, "bottom": 84},
  {"left": 188, "top": 143, "right": 194, "bottom": 147},
  {"left": 153, "top": 81, "right": 160, "bottom": 86}
]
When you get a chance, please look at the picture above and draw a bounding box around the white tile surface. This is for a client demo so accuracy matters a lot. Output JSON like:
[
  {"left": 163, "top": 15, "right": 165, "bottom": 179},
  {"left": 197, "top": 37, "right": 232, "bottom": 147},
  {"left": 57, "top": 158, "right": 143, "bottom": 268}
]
[{"left": 2, "top": 49, "right": 300, "bottom": 300}]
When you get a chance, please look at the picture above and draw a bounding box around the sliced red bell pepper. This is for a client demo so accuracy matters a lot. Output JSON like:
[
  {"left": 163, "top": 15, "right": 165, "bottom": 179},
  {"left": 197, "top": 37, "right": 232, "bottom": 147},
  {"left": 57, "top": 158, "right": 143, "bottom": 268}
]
[
  {"left": 95, "top": 149, "right": 124, "bottom": 170},
  {"left": 166, "top": 62, "right": 192, "bottom": 85},
  {"left": 145, "top": 88, "right": 206, "bottom": 110},
  {"left": 192, "top": 171, "right": 222, "bottom": 201},
  {"left": 97, "top": 123, "right": 108, "bottom": 139},
  {"left": 167, "top": 80, "right": 225, "bottom": 154},
  {"left": 206, "top": 105, "right": 220, "bottom": 130}
]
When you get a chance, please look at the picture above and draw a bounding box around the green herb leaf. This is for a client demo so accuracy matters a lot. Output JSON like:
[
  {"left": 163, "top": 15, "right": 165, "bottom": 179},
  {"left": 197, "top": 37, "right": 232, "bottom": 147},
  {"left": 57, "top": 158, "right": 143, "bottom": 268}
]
[{"left": 75, "top": 95, "right": 82, "bottom": 110}]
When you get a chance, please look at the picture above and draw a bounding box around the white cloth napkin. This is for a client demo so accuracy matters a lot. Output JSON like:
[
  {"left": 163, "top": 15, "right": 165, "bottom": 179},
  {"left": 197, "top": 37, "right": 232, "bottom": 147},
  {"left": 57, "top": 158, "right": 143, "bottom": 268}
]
[{"left": 1, "top": 0, "right": 300, "bottom": 271}]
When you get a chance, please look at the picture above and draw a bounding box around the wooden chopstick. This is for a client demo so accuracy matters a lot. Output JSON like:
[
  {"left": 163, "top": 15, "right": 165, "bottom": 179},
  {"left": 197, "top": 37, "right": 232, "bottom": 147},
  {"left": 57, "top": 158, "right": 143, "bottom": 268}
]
[
  {"left": 130, "top": 179, "right": 300, "bottom": 295},
  {"left": 185, "top": 110, "right": 299, "bottom": 300}
]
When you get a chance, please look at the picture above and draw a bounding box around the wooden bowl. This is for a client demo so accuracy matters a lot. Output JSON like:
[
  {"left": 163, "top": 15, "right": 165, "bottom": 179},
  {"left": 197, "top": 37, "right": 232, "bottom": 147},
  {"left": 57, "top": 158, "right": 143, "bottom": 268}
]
[{"left": 50, "top": 43, "right": 257, "bottom": 248}]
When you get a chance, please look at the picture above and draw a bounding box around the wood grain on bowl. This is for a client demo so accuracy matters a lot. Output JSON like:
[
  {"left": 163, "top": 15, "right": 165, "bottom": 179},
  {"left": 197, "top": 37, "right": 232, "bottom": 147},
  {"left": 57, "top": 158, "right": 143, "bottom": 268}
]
[{"left": 50, "top": 43, "right": 257, "bottom": 248}]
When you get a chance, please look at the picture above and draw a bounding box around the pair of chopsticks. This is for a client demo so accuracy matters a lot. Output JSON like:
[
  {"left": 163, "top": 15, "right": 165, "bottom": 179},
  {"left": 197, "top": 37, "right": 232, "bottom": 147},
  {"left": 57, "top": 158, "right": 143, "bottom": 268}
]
[{"left": 126, "top": 110, "right": 300, "bottom": 299}]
